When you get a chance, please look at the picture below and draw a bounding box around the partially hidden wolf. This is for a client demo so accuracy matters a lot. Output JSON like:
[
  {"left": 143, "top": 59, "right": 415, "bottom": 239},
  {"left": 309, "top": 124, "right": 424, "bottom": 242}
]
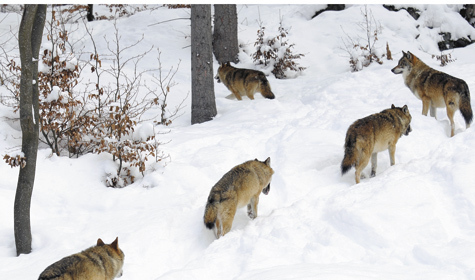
[
  {"left": 38, "top": 237, "right": 124, "bottom": 280},
  {"left": 392, "top": 51, "right": 473, "bottom": 137},
  {"left": 215, "top": 62, "right": 275, "bottom": 100},
  {"left": 204, "top": 157, "right": 274, "bottom": 238},
  {"left": 341, "top": 105, "right": 412, "bottom": 184}
]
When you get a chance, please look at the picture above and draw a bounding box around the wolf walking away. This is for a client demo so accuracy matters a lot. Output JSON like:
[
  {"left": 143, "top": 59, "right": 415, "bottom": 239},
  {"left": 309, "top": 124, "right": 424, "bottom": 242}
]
[
  {"left": 341, "top": 105, "right": 412, "bottom": 184},
  {"left": 38, "top": 237, "right": 124, "bottom": 280},
  {"left": 204, "top": 157, "right": 274, "bottom": 238},
  {"left": 215, "top": 62, "right": 275, "bottom": 100},
  {"left": 392, "top": 51, "right": 473, "bottom": 137}
]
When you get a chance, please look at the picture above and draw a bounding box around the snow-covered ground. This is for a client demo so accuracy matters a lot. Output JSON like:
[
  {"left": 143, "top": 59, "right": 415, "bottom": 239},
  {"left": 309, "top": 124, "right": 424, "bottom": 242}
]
[{"left": 1, "top": 4, "right": 475, "bottom": 279}]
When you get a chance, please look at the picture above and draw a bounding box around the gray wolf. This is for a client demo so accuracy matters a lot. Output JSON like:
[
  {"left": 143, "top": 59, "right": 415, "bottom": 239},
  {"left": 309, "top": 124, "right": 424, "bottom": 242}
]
[
  {"left": 204, "top": 157, "right": 274, "bottom": 238},
  {"left": 341, "top": 105, "right": 412, "bottom": 184},
  {"left": 391, "top": 51, "right": 472, "bottom": 137},
  {"left": 215, "top": 62, "right": 275, "bottom": 100},
  {"left": 38, "top": 237, "right": 124, "bottom": 280}
]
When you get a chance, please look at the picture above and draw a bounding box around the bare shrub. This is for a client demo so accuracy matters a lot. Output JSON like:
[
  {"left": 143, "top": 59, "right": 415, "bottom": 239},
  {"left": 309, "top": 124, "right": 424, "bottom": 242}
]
[{"left": 340, "top": 5, "right": 385, "bottom": 72}]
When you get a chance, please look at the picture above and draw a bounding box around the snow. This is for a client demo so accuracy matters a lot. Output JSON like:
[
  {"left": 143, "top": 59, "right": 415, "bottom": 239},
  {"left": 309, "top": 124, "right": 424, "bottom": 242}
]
[{"left": 1, "top": 4, "right": 475, "bottom": 280}]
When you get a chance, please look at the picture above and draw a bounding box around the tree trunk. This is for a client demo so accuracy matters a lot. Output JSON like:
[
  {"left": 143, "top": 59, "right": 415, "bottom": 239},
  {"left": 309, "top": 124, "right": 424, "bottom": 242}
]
[
  {"left": 15, "top": 4, "right": 46, "bottom": 256},
  {"left": 87, "top": 4, "right": 95, "bottom": 22},
  {"left": 191, "top": 5, "right": 217, "bottom": 124},
  {"left": 213, "top": 4, "right": 239, "bottom": 64}
]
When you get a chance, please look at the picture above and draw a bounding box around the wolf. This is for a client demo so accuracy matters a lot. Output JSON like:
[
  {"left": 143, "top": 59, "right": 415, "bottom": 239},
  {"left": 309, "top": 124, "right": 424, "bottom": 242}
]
[
  {"left": 38, "top": 237, "right": 124, "bottom": 280},
  {"left": 204, "top": 157, "right": 274, "bottom": 238},
  {"left": 391, "top": 51, "right": 473, "bottom": 137},
  {"left": 215, "top": 62, "right": 275, "bottom": 100},
  {"left": 341, "top": 105, "right": 412, "bottom": 184}
]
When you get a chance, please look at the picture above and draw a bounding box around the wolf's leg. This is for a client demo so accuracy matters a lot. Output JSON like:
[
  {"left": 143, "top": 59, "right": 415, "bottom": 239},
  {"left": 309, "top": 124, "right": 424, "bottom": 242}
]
[
  {"left": 221, "top": 204, "right": 237, "bottom": 236},
  {"left": 245, "top": 88, "right": 255, "bottom": 100},
  {"left": 247, "top": 196, "right": 259, "bottom": 219},
  {"left": 370, "top": 153, "right": 377, "bottom": 177},
  {"left": 355, "top": 170, "right": 361, "bottom": 184},
  {"left": 230, "top": 88, "right": 242, "bottom": 100},
  {"left": 215, "top": 216, "right": 222, "bottom": 238},
  {"left": 446, "top": 101, "right": 456, "bottom": 137},
  {"left": 388, "top": 144, "right": 396, "bottom": 165},
  {"left": 355, "top": 155, "right": 370, "bottom": 184},
  {"left": 422, "top": 97, "right": 430, "bottom": 116},
  {"left": 429, "top": 102, "right": 437, "bottom": 118},
  {"left": 354, "top": 149, "right": 371, "bottom": 184}
]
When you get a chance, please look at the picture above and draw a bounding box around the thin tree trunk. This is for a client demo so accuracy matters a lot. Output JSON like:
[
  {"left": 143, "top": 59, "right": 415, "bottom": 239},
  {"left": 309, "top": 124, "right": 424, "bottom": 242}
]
[
  {"left": 191, "top": 5, "right": 217, "bottom": 124},
  {"left": 87, "top": 4, "right": 94, "bottom": 22},
  {"left": 15, "top": 4, "right": 46, "bottom": 256},
  {"left": 213, "top": 4, "right": 239, "bottom": 64}
]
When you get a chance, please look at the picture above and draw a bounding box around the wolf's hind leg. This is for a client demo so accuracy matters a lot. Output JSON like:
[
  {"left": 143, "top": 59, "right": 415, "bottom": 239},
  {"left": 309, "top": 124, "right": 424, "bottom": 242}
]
[
  {"left": 221, "top": 205, "right": 237, "bottom": 237},
  {"left": 354, "top": 153, "right": 370, "bottom": 184},
  {"left": 446, "top": 102, "right": 456, "bottom": 137},
  {"left": 245, "top": 90, "right": 255, "bottom": 100},
  {"left": 429, "top": 102, "right": 437, "bottom": 118},
  {"left": 370, "top": 153, "right": 377, "bottom": 177},
  {"left": 215, "top": 217, "right": 222, "bottom": 238}
]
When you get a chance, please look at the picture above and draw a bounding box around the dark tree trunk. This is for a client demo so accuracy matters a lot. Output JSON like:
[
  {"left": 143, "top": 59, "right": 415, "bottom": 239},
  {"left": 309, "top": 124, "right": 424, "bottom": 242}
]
[
  {"left": 15, "top": 4, "right": 46, "bottom": 256},
  {"left": 213, "top": 4, "right": 239, "bottom": 64},
  {"left": 191, "top": 5, "right": 217, "bottom": 124},
  {"left": 87, "top": 4, "right": 95, "bottom": 22}
]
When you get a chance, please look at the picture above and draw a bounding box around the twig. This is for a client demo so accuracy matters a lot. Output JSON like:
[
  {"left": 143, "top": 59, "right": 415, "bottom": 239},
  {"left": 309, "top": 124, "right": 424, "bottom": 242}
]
[{"left": 148, "top": 17, "right": 190, "bottom": 27}]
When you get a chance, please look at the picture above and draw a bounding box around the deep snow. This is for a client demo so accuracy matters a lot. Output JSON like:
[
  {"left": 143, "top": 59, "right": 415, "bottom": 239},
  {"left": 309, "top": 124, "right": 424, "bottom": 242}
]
[{"left": 1, "top": 4, "right": 475, "bottom": 279}]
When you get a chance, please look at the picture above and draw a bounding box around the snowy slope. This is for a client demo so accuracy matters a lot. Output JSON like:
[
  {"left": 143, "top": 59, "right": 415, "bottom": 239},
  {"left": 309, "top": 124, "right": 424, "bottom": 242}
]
[{"left": 1, "top": 4, "right": 475, "bottom": 279}]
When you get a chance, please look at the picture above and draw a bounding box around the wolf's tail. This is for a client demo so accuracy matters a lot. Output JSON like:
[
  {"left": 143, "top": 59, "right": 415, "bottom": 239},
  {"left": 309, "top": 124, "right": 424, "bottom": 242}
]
[
  {"left": 341, "top": 133, "right": 357, "bottom": 175},
  {"left": 459, "top": 83, "right": 473, "bottom": 128},
  {"left": 203, "top": 194, "right": 218, "bottom": 229},
  {"left": 258, "top": 73, "right": 275, "bottom": 99}
]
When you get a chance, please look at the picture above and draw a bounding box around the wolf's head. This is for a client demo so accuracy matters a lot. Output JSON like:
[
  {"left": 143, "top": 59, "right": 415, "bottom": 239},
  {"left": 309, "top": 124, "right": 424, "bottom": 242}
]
[
  {"left": 391, "top": 104, "right": 412, "bottom": 137},
  {"left": 97, "top": 237, "right": 125, "bottom": 278},
  {"left": 391, "top": 51, "right": 416, "bottom": 75},
  {"left": 255, "top": 157, "right": 273, "bottom": 195},
  {"left": 215, "top": 62, "right": 233, "bottom": 83}
]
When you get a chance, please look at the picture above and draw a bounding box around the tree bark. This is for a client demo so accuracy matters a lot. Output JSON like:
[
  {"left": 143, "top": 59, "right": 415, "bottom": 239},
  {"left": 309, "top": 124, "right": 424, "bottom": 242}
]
[
  {"left": 213, "top": 4, "right": 239, "bottom": 64},
  {"left": 15, "top": 4, "right": 46, "bottom": 256},
  {"left": 191, "top": 5, "right": 217, "bottom": 124},
  {"left": 87, "top": 4, "right": 95, "bottom": 22}
]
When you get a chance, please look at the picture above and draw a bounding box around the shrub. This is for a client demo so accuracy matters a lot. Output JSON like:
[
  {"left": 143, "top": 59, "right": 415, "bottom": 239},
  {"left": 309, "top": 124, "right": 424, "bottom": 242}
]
[
  {"left": 432, "top": 52, "right": 456, "bottom": 66},
  {"left": 252, "top": 17, "right": 305, "bottom": 79},
  {"left": 340, "top": 5, "right": 387, "bottom": 72}
]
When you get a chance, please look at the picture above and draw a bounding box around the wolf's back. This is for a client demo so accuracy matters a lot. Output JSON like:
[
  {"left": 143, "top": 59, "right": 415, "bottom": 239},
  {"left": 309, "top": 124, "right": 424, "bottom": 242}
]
[
  {"left": 39, "top": 240, "right": 124, "bottom": 280},
  {"left": 38, "top": 255, "right": 82, "bottom": 280}
]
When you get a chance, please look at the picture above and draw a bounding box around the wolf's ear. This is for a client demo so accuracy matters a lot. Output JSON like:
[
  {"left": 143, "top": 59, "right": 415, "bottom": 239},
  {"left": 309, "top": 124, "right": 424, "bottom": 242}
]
[
  {"left": 391, "top": 104, "right": 395, "bottom": 109},
  {"left": 97, "top": 238, "right": 105, "bottom": 246},
  {"left": 111, "top": 237, "right": 119, "bottom": 251},
  {"left": 402, "top": 51, "right": 407, "bottom": 57},
  {"left": 264, "top": 157, "right": 271, "bottom": 166},
  {"left": 406, "top": 51, "right": 413, "bottom": 60},
  {"left": 402, "top": 105, "right": 409, "bottom": 114}
]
